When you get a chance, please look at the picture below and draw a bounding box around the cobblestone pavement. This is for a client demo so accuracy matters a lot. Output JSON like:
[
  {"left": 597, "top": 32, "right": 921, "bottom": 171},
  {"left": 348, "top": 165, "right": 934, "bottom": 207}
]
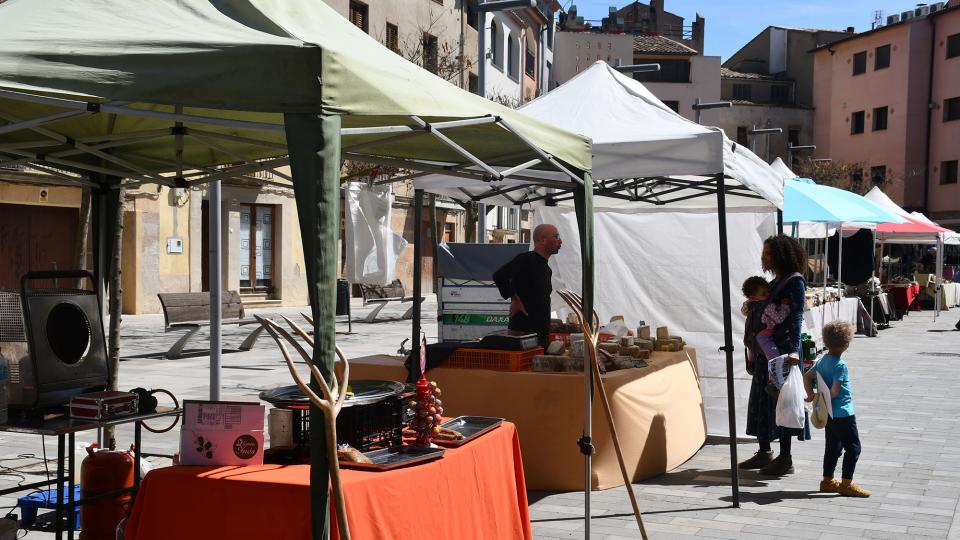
[{"left": 1, "top": 296, "right": 958, "bottom": 539}]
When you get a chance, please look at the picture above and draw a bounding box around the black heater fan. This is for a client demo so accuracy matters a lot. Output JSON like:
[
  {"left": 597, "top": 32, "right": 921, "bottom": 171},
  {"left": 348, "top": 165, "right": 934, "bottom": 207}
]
[{"left": 19, "top": 270, "right": 108, "bottom": 408}]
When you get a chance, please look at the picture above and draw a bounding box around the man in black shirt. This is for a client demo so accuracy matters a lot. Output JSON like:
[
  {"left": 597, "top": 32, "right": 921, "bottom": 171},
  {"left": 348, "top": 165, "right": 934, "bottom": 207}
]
[{"left": 492, "top": 224, "right": 562, "bottom": 346}]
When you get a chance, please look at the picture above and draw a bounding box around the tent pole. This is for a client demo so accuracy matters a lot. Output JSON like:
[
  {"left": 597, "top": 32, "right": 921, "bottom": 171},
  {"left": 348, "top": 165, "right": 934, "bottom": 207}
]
[
  {"left": 573, "top": 174, "right": 596, "bottom": 534},
  {"left": 822, "top": 225, "right": 830, "bottom": 334},
  {"left": 209, "top": 180, "right": 222, "bottom": 400},
  {"left": 935, "top": 236, "right": 943, "bottom": 321},
  {"left": 838, "top": 223, "right": 844, "bottom": 322},
  {"left": 776, "top": 209, "right": 783, "bottom": 235},
  {"left": 715, "top": 173, "right": 740, "bottom": 507},
  {"left": 285, "top": 113, "right": 341, "bottom": 540},
  {"left": 412, "top": 189, "right": 424, "bottom": 363}
]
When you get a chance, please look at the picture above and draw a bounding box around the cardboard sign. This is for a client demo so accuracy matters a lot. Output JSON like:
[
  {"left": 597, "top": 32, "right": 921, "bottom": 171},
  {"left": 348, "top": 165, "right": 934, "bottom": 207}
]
[{"left": 179, "top": 400, "right": 265, "bottom": 466}]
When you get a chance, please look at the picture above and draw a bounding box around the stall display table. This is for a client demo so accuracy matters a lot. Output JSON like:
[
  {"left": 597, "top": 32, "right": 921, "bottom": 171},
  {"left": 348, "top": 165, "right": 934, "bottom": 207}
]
[
  {"left": 124, "top": 422, "right": 531, "bottom": 540},
  {"left": 939, "top": 282, "right": 959, "bottom": 310},
  {"left": 887, "top": 283, "right": 921, "bottom": 316},
  {"left": 803, "top": 297, "right": 859, "bottom": 346},
  {"left": 349, "top": 349, "right": 705, "bottom": 491},
  {"left": 0, "top": 407, "right": 181, "bottom": 540}
]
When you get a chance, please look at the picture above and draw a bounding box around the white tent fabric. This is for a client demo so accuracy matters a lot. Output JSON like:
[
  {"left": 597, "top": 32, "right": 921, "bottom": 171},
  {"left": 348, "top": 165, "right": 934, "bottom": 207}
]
[
  {"left": 770, "top": 157, "right": 797, "bottom": 180},
  {"left": 864, "top": 186, "right": 949, "bottom": 244},
  {"left": 536, "top": 206, "right": 775, "bottom": 435},
  {"left": 911, "top": 212, "right": 960, "bottom": 245},
  {"left": 344, "top": 183, "right": 407, "bottom": 285},
  {"left": 416, "top": 62, "right": 784, "bottom": 209}
]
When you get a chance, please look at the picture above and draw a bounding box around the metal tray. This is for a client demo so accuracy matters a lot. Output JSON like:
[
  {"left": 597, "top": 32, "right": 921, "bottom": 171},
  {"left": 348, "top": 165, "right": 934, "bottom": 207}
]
[
  {"left": 260, "top": 380, "right": 405, "bottom": 409},
  {"left": 436, "top": 416, "right": 504, "bottom": 447},
  {"left": 338, "top": 445, "right": 445, "bottom": 471}
]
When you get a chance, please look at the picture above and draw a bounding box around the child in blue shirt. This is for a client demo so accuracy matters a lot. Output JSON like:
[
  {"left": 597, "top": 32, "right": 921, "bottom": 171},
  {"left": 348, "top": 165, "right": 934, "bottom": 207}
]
[{"left": 803, "top": 320, "right": 870, "bottom": 497}]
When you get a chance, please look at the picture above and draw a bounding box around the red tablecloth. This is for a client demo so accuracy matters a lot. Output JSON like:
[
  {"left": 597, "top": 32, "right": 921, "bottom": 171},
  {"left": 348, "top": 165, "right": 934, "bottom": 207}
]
[
  {"left": 888, "top": 283, "right": 921, "bottom": 313},
  {"left": 124, "top": 422, "right": 531, "bottom": 540}
]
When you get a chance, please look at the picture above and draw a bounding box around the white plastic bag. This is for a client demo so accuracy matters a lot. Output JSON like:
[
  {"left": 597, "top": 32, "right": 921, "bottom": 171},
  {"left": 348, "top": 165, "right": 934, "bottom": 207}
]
[{"left": 775, "top": 365, "right": 805, "bottom": 429}]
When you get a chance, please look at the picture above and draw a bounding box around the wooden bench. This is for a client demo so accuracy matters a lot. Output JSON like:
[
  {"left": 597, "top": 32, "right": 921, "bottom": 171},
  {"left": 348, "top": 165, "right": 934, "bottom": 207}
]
[
  {"left": 357, "top": 279, "right": 424, "bottom": 323},
  {"left": 157, "top": 291, "right": 266, "bottom": 359}
]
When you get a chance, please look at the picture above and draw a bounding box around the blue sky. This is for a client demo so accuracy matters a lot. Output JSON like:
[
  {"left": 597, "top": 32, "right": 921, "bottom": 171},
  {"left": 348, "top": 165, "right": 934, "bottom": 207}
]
[{"left": 563, "top": 1, "right": 932, "bottom": 61}]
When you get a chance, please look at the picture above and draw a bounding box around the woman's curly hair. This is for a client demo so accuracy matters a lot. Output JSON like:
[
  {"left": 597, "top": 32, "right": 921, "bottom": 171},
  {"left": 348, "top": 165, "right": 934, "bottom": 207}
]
[{"left": 763, "top": 235, "right": 807, "bottom": 276}]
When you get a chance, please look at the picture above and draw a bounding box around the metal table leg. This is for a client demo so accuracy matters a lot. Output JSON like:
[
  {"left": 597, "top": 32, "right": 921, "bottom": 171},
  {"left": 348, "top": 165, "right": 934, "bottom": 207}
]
[
  {"left": 68, "top": 432, "right": 75, "bottom": 540},
  {"left": 133, "top": 421, "right": 142, "bottom": 493},
  {"left": 55, "top": 434, "right": 65, "bottom": 540}
]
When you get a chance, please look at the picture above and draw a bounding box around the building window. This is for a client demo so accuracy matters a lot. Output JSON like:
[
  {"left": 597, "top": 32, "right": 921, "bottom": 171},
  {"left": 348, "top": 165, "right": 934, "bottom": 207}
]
[
  {"left": 633, "top": 59, "right": 690, "bottom": 83},
  {"left": 467, "top": 1, "right": 479, "bottom": 31},
  {"left": 443, "top": 222, "right": 456, "bottom": 242},
  {"left": 508, "top": 34, "right": 519, "bottom": 79},
  {"left": 423, "top": 33, "right": 438, "bottom": 74},
  {"left": 852, "top": 51, "right": 867, "bottom": 75},
  {"left": 770, "top": 84, "right": 789, "bottom": 103},
  {"left": 525, "top": 44, "right": 536, "bottom": 78},
  {"left": 874, "top": 44, "right": 891, "bottom": 70},
  {"left": 945, "top": 96, "right": 960, "bottom": 122},
  {"left": 662, "top": 100, "right": 679, "bottom": 113},
  {"left": 736, "top": 126, "right": 748, "bottom": 147},
  {"left": 349, "top": 1, "right": 368, "bottom": 33},
  {"left": 732, "top": 84, "right": 752, "bottom": 100},
  {"left": 873, "top": 106, "right": 888, "bottom": 130},
  {"left": 943, "top": 160, "right": 959, "bottom": 184},
  {"left": 547, "top": 23, "right": 554, "bottom": 50},
  {"left": 849, "top": 168, "right": 864, "bottom": 185},
  {"left": 948, "top": 33, "right": 960, "bottom": 59},
  {"left": 386, "top": 23, "right": 399, "bottom": 53},
  {"left": 468, "top": 73, "right": 479, "bottom": 94},
  {"left": 870, "top": 165, "right": 887, "bottom": 183},
  {"left": 851, "top": 111, "right": 865, "bottom": 134},
  {"left": 788, "top": 128, "right": 800, "bottom": 147}
]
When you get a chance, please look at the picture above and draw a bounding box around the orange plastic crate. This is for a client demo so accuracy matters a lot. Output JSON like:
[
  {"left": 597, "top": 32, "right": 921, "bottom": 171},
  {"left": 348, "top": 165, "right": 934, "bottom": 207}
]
[{"left": 445, "top": 347, "right": 544, "bottom": 371}]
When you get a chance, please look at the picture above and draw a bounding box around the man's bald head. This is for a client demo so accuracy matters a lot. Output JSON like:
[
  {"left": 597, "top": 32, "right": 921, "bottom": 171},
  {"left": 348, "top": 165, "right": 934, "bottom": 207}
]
[{"left": 533, "top": 223, "right": 561, "bottom": 258}]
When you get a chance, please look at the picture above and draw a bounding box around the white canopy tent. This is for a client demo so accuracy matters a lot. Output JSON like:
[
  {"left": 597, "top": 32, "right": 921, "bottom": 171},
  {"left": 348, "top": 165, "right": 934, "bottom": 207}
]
[{"left": 422, "top": 62, "right": 794, "bottom": 508}]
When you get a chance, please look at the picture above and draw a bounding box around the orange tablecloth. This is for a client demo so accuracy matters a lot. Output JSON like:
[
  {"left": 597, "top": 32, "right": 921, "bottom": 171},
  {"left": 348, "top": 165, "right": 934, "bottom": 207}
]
[
  {"left": 124, "top": 422, "right": 531, "bottom": 540},
  {"left": 350, "top": 349, "right": 706, "bottom": 491}
]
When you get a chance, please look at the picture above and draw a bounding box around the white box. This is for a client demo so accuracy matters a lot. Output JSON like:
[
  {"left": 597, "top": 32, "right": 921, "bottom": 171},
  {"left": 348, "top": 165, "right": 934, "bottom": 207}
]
[{"left": 179, "top": 401, "right": 265, "bottom": 466}]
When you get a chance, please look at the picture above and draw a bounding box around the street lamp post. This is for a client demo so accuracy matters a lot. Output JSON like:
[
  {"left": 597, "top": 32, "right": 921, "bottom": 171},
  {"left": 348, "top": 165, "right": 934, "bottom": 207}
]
[
  {"left": 748, "top": 126, "right": 782, "bottom": 161},
  {"left": 691, "top": 98, "right": 731, "bottom": 125},
  {"left": 787, "top": 143, "right": 816, "bottom": 171}
]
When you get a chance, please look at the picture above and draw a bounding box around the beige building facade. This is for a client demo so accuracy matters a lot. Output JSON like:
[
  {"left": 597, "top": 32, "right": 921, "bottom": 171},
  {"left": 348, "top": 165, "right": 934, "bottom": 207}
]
[{"left": 812, "top": 1, "right": 959, "bottom": 224}]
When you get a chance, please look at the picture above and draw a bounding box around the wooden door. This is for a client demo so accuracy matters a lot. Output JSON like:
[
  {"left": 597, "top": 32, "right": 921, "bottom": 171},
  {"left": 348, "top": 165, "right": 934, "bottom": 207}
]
[{"left": 0, "top": 204, "right": 78, "bottom": 289}]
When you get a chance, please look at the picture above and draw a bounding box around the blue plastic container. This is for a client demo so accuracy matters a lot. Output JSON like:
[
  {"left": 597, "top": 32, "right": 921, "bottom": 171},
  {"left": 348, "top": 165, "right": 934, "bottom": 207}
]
[{"left": 17, "top": 485, "right": 81, "bottom": 529}]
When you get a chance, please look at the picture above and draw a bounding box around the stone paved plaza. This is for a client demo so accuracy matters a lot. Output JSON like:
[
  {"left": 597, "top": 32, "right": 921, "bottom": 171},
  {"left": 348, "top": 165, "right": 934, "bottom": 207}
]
[{"left": 1, "top": 296, "right": 959, "bottom": 539}]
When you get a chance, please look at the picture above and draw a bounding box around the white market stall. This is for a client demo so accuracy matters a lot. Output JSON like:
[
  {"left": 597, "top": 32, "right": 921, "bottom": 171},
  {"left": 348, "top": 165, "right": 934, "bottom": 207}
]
[{"left": 421, "top": 61, "right": 787, "bottom": 507}]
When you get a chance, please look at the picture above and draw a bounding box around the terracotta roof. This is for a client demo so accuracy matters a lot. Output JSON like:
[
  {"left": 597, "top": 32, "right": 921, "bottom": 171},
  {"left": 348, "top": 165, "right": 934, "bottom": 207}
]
[
  {"left": 633, "top": 34, "right": 697, "bottom": 55},
  {"left": 720, "top": 67, "right": 777, "bottom": 80}
]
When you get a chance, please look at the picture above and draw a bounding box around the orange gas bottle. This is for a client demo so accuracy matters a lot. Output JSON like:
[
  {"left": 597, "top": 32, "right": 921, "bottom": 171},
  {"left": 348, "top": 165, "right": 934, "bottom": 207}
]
[{"left": 79, "top": 445, "right": 135, "bottom": 540}]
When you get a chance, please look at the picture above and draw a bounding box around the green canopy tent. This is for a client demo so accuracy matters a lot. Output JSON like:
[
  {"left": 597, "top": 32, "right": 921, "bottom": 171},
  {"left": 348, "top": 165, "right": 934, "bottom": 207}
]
[{"left": 0, "top": 0, "right": 595, "bottom": 537}]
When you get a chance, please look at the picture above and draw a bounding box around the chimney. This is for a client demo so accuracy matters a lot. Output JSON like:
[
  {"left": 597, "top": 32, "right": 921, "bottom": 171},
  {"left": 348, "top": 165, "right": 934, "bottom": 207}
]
[
  {"left": 692, "top": 14, "right": 705, "bottom": 54},
  {"left": 846, "top": 26, "right": 855, "bottom": 33}
]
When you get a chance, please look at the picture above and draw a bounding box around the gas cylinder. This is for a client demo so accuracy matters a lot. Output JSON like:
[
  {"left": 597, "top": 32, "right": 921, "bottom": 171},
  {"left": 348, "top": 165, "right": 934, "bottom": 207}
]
[{"left": 79, "top": 444, "right": 135, "bottom": 540}]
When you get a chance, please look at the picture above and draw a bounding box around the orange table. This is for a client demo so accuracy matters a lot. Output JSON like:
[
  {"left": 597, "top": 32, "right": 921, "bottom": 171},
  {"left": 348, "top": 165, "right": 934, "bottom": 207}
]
[
  {"left": 350, "top": 349, "right": 706, "bottom": 491},
  {"left": 124, "top": 422, "right": 531, "bottom": 540}
]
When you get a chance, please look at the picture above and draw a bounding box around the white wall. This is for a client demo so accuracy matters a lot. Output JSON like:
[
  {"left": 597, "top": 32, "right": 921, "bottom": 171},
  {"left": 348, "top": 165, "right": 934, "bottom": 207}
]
[{"left": 483, "top": 12, "right": 523, "bottom": 103}]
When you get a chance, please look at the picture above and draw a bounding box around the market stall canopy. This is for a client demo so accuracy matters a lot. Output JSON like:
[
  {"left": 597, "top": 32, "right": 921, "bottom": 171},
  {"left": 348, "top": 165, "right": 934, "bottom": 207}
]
[
  {"left": 0, "top": 0, "right": 592, "bottom": 186},
  {"left": 783, "top": 178, "right": 905, "bottom": 224},
  {"left": 770, "top": 157, "right": 798, "bottom": 180},
  {"left": 416, "top": 61, "right": 783, "bottom": 209},
  {"left": 910, "top": 212, "right": 960, "bottom": 245},
  {"left": 861, "top": 187, "right": 954, "bottom": 242}
]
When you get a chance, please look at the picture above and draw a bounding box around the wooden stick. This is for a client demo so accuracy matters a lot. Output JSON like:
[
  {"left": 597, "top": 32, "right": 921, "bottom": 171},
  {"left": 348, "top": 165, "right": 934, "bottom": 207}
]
[
  {"left": 557, "top": 291, "right": 648, "bottom": 540},
  {"left": 257, "top": 316, "right": 352, "bottom": 540}
]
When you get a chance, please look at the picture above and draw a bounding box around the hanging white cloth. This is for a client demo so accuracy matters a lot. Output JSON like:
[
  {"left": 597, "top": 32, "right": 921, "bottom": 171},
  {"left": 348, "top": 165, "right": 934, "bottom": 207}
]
[{"left": 344, "top": 182, "right": 408, "bottom": 285}]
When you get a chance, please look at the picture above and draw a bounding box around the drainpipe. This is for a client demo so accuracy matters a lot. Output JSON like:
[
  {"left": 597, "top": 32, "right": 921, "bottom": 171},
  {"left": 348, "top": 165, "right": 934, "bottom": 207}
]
[{"left": 923, "top": 16, "right": 936, "bottom": 213}]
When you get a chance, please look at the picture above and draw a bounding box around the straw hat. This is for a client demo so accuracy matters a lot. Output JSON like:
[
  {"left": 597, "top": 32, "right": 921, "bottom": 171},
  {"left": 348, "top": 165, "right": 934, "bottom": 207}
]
[{"left": 811, "top": 393, "right": 829, "bottom": 429}]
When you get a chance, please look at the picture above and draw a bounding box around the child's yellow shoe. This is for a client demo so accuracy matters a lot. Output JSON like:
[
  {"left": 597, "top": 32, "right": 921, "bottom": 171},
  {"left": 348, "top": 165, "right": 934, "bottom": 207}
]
[
  {"left": 819, "top": 477, "right": 841, "bottom": 493},
  {"left": 838, "top": 479, "right": 871, "bottom": 497}
]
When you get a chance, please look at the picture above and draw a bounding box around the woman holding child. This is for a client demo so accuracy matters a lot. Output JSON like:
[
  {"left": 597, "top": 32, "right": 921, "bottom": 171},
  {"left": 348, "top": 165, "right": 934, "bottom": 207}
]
[{"left": 740, "top": 235, "right": 810, "bottom": 476}]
